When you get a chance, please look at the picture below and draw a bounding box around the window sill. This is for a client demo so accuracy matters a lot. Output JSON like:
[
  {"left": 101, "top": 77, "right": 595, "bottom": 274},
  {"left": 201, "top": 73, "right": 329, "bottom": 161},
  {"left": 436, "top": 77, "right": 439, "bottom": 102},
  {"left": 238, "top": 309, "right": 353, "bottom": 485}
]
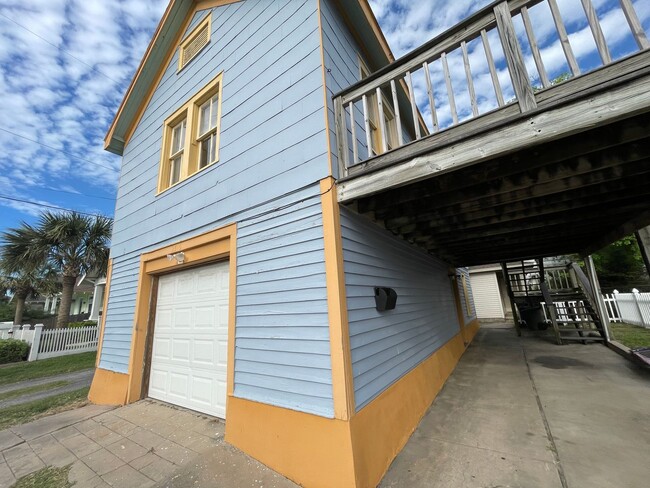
[{"left": 156, "top": 159, "right": 220, "bottom": 197}]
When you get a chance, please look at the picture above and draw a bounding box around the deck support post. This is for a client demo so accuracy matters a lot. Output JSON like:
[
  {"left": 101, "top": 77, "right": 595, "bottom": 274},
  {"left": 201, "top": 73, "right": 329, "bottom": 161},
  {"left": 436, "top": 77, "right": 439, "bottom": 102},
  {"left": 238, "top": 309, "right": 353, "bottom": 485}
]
[
  {"left": 501, "top": 263, "right": 521, "bottom": 337},
  {"left": 538, "top": 258, "right": 562, "bottom": 345},
  {"left": 635, "top": 226, "right": 650, "bottom": 278}
]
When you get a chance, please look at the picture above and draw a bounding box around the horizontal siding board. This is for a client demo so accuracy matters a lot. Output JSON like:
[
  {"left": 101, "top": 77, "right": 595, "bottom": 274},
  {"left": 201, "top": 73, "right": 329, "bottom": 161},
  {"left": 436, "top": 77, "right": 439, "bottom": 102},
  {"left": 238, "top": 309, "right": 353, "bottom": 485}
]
[
  {"left": 235, "top": 385, "right": 332, "bottom": 417},
  {"left": 341, "top": 208, "right": 461, "bottom": 411}
]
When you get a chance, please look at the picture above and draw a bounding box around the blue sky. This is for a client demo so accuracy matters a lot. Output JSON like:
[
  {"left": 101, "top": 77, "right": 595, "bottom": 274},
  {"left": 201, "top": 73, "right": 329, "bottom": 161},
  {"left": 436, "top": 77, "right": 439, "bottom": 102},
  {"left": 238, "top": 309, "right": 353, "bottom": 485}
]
[{"left": 0, "top": 0, "right": 648, "bottom": 236}]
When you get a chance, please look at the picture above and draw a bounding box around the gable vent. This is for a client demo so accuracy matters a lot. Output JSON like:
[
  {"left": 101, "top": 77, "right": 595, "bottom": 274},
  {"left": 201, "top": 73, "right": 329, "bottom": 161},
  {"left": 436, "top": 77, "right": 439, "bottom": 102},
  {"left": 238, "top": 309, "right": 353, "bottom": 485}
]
[{"left": 179, "top": 17, "right": 210, "bottom": 71}]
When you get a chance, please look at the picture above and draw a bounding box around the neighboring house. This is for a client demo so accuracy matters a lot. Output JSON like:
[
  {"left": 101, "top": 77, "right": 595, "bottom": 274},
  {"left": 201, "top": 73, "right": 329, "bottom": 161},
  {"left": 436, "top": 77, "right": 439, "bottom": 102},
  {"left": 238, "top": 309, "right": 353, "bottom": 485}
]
[
  {"left": 37, "top": 274, "right": 106, "bottom": 321},
  {"left": 89, "top": 1, "right": 478, "bottom": 487}
]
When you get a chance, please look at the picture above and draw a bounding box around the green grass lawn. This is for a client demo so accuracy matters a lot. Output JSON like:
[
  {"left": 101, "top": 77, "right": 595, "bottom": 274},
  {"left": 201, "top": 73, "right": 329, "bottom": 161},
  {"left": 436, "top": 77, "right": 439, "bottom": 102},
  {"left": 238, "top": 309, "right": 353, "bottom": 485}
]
[
  {"left": 0, "top": 380, "right": 69, "bottom": 402},
  {"left": 0, "top": 387, "right": 89, "bottom": 430},
  {"left": 610, "top": 323, "right": 650, "bottom": 349},
  {"left": 10, "top": 465, "right": 72, "bottom": 488},
  {"left": 0, "top": 352, "right": 96, "bottom": 386}
]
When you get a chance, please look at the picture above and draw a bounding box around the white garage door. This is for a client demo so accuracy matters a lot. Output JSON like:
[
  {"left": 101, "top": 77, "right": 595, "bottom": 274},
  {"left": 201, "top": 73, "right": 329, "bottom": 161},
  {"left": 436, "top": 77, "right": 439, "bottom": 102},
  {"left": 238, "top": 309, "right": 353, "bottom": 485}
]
[
  {"left": 470, "top": 272, "right": 505, "bottom": 320},
  {"left": 148, "top": 262, "right": 229, "bottom": 418}
]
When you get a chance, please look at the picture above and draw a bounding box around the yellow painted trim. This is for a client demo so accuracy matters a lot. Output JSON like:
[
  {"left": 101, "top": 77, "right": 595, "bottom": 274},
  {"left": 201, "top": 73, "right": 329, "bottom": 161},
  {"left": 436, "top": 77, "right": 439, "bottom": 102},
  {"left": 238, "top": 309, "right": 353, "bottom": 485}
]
[
  {"left": 124, "top": 223, "right": 237, "bottom": 405},
  {"left": 178, "top": 13, "right": 212, "bottom": 72},
  {"left": 95, "top": 258, "right": 113, "bottom": 368},
  {"left": 320, "top": 177, "right": 355, "bottom": 420},
  {"left": 226, "top": 396, "right": 356, "bottom": 488},
  {"left": 349, "top": 333, "right": 467, "bottom": 488},
  {"left": 157, "top": 72, "right": 224, "bottom": 194},
  {"left": 88, "top": 368, "right": 129, "bottom": 406},
  {"left": 316, "top": 0, "right": 334, "bottom": 177}
]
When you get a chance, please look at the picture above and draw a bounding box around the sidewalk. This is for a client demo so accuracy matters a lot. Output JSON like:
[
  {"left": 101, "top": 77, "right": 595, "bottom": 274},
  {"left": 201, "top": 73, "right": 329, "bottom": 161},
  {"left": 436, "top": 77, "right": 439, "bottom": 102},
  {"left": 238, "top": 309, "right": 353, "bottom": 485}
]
[
  {"left": 0, "top": 369, "right": 95, "bottom": 409},
  {"left": 0, "top": 400, "right": 296, "bottom": 488}
]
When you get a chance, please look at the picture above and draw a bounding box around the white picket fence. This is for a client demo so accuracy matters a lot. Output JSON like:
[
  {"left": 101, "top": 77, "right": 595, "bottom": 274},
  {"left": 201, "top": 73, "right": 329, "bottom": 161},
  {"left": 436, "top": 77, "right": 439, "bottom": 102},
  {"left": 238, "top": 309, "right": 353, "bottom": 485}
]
[
  {"left": 0, "top": 323, "right": 98, "bottom": 361},
  {"left": 613, "top": 290, "right": 650, "bottom": 328}
]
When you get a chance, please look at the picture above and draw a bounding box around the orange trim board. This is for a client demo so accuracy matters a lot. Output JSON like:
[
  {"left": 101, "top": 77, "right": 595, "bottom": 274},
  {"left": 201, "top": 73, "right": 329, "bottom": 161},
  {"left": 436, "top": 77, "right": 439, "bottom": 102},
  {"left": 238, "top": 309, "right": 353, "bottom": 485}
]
[
  {"left": 88, "top": 368, "right": 129, "bottom": 406},
  {"left": 227, "top": 332, "right": 470, "bottom": 488},
  {"left": 95, "top": 258, "right": 113, "bottom": 368}
]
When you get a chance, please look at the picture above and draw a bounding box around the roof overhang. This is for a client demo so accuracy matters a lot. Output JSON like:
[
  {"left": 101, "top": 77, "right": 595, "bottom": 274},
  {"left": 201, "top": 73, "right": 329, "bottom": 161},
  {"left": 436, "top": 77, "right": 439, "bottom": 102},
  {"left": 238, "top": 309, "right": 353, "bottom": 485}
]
[{"left": 104, "top": 0, "right": 394, "bottom": 156}]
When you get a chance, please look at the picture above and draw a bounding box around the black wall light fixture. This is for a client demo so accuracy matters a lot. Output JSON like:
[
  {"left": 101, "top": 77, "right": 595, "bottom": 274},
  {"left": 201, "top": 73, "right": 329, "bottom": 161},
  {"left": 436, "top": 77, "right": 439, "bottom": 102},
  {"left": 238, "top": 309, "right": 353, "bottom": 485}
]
[{"left": 374, "top": 287, "right": 397, "bottom": 311}]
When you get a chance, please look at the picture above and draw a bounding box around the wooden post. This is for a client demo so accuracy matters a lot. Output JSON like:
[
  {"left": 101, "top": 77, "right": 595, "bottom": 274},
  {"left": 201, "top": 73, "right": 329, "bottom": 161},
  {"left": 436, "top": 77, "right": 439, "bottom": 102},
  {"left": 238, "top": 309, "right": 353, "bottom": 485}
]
[
  {"left": 334, "top": 96, "right": 349, "bottom": 178},
  {"left": 501, "top": 263, "right": 521, "bottom": 337},
  {"left": 538, "top": 258, "right": 562, "bottom": 345},
  {"left": 585, "top": 255, "right": 611, "bottom": 342}
]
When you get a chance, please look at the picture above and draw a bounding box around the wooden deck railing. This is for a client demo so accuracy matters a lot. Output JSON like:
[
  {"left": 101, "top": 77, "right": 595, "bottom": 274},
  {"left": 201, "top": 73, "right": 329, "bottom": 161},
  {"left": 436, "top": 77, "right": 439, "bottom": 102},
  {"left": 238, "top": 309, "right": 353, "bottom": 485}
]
[{"left": 333, "top": 0, "right": 649, "bottom": 178}]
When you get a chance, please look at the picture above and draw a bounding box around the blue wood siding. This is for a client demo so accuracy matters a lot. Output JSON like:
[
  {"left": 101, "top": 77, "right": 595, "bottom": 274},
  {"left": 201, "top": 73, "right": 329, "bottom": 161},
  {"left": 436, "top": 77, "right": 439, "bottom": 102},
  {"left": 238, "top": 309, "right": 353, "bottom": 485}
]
[
  {"left": 340, "top": 209, "right": 462, "bottom": 411},
  {"left": 100, "top": 0, "right": 334, "bottom": 417},
  {"left": 457, "top": 267, "right": 477, "bottom": 324}
]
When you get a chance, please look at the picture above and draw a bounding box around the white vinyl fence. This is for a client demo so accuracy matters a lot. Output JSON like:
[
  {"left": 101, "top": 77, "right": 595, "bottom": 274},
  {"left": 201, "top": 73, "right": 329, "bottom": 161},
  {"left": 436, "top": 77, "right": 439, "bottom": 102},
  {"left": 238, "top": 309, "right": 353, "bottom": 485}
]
[
  {"left": 614, "top": 290, "right": 650, "bottom": 328},
  {"left": 0, "top": 323, "right": 98, "bottom": 361}
]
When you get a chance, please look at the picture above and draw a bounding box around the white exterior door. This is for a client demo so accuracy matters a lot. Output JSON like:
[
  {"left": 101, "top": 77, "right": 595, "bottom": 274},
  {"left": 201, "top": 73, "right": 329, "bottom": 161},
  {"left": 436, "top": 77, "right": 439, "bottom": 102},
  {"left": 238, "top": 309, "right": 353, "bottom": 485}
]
[{"left": 148, "top": 262, "right": 229, "bottom": 418}]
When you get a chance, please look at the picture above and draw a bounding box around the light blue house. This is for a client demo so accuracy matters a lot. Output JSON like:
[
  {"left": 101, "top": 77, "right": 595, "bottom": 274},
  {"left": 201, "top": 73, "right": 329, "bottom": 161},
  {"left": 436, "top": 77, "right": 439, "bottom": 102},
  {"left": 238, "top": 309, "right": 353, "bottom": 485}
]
[{"left": 90, "top": 1, "right": 478, "bottom": 486}]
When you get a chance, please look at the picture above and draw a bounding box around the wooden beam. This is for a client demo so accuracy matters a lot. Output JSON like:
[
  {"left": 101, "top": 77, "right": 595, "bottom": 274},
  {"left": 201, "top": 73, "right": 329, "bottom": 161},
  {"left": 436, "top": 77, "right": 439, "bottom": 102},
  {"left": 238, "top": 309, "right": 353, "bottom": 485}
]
[{"left": 582, "top": 209, "right": 650, "bottom": 255}]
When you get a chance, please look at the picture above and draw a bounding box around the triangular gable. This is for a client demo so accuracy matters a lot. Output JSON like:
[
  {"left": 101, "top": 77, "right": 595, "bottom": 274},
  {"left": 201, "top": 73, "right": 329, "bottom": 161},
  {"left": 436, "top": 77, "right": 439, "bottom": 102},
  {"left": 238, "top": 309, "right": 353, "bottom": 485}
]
[{"left": 104, "top": 0, "right": 394, "bottom": 156}]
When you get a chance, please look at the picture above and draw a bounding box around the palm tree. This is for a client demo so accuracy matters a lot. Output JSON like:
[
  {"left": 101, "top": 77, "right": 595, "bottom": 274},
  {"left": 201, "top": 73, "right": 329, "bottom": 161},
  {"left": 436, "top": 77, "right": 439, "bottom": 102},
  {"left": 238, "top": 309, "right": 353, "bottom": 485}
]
[
  {"left": 1, "top": 212, "right": 112, "bottom": 328},
  {"left": 0, "top": 263, "right": 60, "bottom": 324}
]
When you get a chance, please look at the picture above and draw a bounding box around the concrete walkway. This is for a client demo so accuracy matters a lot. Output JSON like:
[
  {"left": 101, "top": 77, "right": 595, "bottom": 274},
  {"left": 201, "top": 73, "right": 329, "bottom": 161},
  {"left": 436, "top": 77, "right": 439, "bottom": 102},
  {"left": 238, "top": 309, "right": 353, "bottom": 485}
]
[
  {"left": 0, "top": 369, "right": 95, "bottom": 408},
  {"left": 0, "top": 400, "right": 296, "bottom": 488},
  {"left": 381, "top": 324, "right": 650, "bottom": 488}
]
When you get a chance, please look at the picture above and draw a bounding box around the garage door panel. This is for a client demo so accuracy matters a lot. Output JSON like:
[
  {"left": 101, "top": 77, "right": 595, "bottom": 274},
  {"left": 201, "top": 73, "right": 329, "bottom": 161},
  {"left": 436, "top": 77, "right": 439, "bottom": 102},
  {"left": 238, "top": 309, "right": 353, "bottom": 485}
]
[
  {"left": 171, "top": 339, "right": 191, "bottom": 362},
  {"left": 149, "top": 262, "right": 229, "bottom": 419},
  {"left": 193, "top": 339, "right": 216, "bottom": 366}
]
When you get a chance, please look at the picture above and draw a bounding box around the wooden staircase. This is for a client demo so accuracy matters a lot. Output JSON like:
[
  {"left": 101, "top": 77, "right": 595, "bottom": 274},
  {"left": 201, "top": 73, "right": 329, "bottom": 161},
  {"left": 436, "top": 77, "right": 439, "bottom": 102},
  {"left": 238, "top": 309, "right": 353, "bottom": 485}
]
[{"left": 502, "top": 259, "right": 608, "bottom": 345}]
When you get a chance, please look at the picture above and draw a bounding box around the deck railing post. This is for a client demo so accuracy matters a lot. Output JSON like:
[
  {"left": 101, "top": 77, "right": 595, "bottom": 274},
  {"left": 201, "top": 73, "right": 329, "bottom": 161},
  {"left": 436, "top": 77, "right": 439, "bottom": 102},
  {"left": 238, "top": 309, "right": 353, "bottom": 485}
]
[
  {"left": 334, "top": 96, "right": 349, "bottom": 178},
  {"left": 493, "top": 2, "right": 537, "bottom": 112}
]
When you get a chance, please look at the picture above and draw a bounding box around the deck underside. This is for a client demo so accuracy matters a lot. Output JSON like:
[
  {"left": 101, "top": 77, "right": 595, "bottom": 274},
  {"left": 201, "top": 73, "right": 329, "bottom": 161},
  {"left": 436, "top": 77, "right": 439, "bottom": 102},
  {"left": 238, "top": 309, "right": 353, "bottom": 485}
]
[{"left": 338, "top": 59, "right": 650, "bottom": 266}]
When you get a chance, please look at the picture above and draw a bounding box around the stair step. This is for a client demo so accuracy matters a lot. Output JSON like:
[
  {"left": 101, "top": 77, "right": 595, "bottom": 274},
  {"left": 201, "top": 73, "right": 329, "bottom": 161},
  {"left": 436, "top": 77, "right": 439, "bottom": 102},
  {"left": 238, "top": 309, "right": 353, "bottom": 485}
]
[{"left": 561, "top": 336, "right": 605, "bottom": 342}]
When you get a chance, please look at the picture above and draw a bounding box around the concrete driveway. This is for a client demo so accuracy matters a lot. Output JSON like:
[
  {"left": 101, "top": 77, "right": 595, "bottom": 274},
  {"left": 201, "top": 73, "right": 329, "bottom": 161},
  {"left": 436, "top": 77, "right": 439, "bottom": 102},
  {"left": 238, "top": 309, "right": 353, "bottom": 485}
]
[{"left": 381, "top": 323, "right": 650, "bottom": 488}]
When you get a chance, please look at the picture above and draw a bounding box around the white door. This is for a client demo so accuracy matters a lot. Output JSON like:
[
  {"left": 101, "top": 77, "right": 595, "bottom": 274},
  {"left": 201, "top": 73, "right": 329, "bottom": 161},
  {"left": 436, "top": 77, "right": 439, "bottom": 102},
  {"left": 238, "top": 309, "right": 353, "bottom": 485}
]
[{"left": 148, "top": 262, "right": 229, "bottom": 418}]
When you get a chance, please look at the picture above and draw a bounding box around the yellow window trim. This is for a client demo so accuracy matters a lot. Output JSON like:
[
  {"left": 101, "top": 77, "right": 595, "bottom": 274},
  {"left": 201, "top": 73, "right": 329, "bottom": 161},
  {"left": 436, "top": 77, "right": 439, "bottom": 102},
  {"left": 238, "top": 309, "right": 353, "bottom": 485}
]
[
  {"left": 178, "top": 13, "right": 212, "bottom": 72},
  {"left": 157, "top": 72, "right": 224, "bottom": 194}
]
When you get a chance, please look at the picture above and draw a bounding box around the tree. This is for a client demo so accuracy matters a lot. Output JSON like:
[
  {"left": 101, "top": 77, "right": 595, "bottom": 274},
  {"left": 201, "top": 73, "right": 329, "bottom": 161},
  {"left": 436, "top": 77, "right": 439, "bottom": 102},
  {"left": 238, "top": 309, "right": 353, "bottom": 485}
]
[
  {"left": 1, "top": 212, "right": 112, "bottom": 328},
  {"left": 0, "top": 262, "right": 60, "bottom": 324},
  {"left": 591, "top": 235, "right": 650, "bottom": 293}
]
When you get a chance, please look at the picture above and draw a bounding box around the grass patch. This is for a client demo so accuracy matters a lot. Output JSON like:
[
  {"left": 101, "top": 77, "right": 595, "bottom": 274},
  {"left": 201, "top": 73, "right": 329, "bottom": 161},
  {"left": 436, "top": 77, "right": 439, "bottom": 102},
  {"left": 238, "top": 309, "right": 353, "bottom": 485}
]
[
  {"left": 0, "top": 387, "right": 89, "bottom": 430},
  {"left": 610, "top": 322, "right": 650, "bottom": 349},
  {"left": 0, "top": 352, "right": 96, "bottom": 387},
  {"left": 0, "top": 381, "right": 70, "bottom": 402},
  {"left": 10, "top": 465, "right": 72, "bottom": 488}
]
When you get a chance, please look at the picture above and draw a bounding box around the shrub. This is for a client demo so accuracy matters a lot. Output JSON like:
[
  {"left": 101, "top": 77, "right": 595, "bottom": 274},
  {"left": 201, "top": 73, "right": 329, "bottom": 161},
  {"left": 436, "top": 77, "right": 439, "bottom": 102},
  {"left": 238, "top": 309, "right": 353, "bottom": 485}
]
[
  {"left": 0, "top": 339, "right": 30, "bottom": 364},
  {"left": 67, "top": 320, "right": 97, "bottom": 328}
]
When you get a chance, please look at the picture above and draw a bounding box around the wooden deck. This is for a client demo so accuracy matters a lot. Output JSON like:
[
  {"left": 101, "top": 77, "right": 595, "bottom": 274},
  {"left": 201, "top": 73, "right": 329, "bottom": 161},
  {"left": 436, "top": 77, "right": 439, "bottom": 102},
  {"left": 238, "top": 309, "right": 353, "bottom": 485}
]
[{"left": 333, "top": 0, "right": 650, "bottom": 266}]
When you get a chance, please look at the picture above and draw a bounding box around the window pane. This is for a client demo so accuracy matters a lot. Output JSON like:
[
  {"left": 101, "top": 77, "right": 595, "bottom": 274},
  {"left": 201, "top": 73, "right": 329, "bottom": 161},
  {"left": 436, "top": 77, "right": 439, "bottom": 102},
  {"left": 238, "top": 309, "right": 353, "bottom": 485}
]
[
  {"left": 199, "top": 139, "right": 209, "bottom": 169},
  {"left": 209, "top": 133, "right": 217, "bottom": 163},
  {"left": 170, "top": 156, "right": 181, "bottom": 185},
  {"left": 171, "top": 120, "right": 185, "bottom": 154},
  {"left": 199, "top": 102, "right": 210, "bottom": 135},
  {"left": 210, "top": 95, "right": 219, "bottom": 129}
]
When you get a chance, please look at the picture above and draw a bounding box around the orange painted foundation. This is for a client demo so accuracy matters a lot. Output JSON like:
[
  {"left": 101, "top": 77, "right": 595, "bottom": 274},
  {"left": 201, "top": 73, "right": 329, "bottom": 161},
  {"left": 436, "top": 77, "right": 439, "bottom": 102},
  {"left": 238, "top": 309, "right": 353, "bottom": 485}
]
[
  {"left": 88, "top": 368, "right": 130, "bottom": 405},
  {"left": 226, "top": 330, "right": 475, "bottom": 488}
]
